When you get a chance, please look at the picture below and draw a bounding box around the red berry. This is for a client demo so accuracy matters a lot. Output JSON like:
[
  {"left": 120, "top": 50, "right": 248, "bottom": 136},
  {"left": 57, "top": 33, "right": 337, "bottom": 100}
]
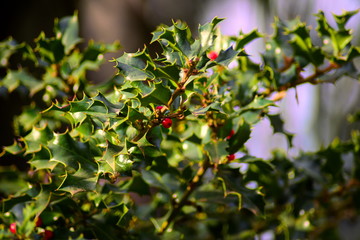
[
  {"left": 161, "top": 118, "right": 172, "bottom": 128},
  {"left": 226, "top": 129, "right": 235, "bottom": 140},
  {"left": 44, "top": 230, "right": 54, "bottom": 240},
  {"left": 9, "top": 222, "right": 16, "bottom": 234},
  {"left": 156, "top": 106, "right": 163, "bottom": 110},
  {"left": 207, "top": 51, "right": 218, "bottom": 61},
  {"left": 227, "top": 154, "right": 236, "bottom": 161},
  {"left": 35, "top": 217, "right": 43, "bottom": 227}
]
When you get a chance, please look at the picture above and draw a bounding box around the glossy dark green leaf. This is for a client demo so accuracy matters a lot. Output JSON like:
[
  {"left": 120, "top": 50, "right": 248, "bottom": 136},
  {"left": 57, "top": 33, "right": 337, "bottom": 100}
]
[
  {"left": 35, "top": 32, "right": 65, "bottom": 63},
  {"left": 151, "top": 64, "right": 181, "bottom": 84},
  {"left": 32, "top": 188, "right": 52, "bottom": 219},
  {"left": 315, "top": 11, "right": 356, "bottom": 57},
  {"left": 240, "top": 187, "right": 265, "bottom": 215},
  {"left": 151, "top": 21, "right": 193, "bottom": 58},
  {"left": 346, "top": 46, "right": 360, "bottom": 61},
  {"left": 76, "top": 116, "right": 94, "bottom": 136},
  {"left": 58, "top": 166, "right": 99, "bottom": 195},
  {"left": 48, "top": 132, "right": 98, "bottom": 174},
  {"left": 173, "top": 23, "right": 193, "bottom": 57},
  {"left": 99, "top": 141, "right": 125, "bottom": 174},
  {"left": 315, "top": 11, "right": 332, "bottom": 37}
]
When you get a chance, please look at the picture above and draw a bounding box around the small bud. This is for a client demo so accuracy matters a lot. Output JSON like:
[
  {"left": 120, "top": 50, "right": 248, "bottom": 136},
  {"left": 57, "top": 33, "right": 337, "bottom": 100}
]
[{"left": 156, "top": 106, "right": 163, "bottom": 110}]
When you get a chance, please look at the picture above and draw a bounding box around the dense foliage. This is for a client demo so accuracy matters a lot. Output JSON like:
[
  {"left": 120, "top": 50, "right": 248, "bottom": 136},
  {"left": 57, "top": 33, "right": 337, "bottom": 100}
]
[{"left": 1, "top": 10, "right": 360, "bottom": 239}]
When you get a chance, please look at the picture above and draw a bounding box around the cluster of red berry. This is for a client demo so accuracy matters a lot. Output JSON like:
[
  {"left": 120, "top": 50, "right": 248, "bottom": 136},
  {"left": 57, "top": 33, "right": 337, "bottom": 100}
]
[{"left": 9, "top": 218, "right": 53, "bottom": 240}]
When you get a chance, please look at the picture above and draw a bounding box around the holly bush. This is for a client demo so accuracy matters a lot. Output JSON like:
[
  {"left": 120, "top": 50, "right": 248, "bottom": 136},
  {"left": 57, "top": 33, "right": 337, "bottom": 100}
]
[{"left": 1, "top": 10, "right": 360, "bottom": 240}]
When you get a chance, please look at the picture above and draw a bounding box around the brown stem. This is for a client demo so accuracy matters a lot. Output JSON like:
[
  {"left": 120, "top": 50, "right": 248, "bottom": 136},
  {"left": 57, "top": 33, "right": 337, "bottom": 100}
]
[
  {"left": 158, "top": 157, "right": 211, "bottom": 234},
  {"left": 263, "top": 62, "right": 340, "bottom": 97}
]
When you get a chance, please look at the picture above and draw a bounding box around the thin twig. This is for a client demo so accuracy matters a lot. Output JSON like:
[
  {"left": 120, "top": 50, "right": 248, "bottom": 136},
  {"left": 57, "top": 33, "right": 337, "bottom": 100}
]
[
  {"left": 158, "top": 157, "right": 211, "bottom": 234},
  {"left": 263, "top": 62, "right": 340, "bottom": 97}
]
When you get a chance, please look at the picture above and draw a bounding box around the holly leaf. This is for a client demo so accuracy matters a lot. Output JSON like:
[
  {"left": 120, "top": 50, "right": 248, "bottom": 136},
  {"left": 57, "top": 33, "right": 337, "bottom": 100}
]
[
  {"left": 198, "top": 17, "right": 224, "bottom": 54},
  {"left": 139, "top": 82, "right": 172, "bottom": 106},
  {"left": 116, "top": 51, "right": 155, "bottom": 81},
  {"left": 191, "top": 102, "right": 223, "bottom": 116},
  {"left": 217, "top": 165, "right": 265, "bottom": 215},
  {"left": 24, "top": 125, "right": 54, "bottom": 154},
  {"left": 268, "top": 114, "right": 294, "bottom": 146},
  {"left": 206, "top": 46, "right": 239, "bottom": 68},
  {"left": 1, "top": 195, "right": 32, "bottom": 213},
  {"left": 48, "top": 132, "right": 98, "bottom": 178},
  {"left": 0, "top": 37, "right": 21, "bottom": 67},
  {"left": 99, "top": 141, "right": 125, "bottom": 174},
  {"left": 204, "top": 140, "right": 228, "bottom": 164},
  {"left": 2, "top": 70, "right": 43, "bottom": 94},
  {"left": 29, "top": 148, "right": 58, "bottom": 170},
  {"left": 240, "top": 96, "right": 274, "bottom": 112},
  {"left": 58, "top": 165, "right": 99, "bottom": 195},
  {"left": 57, "top": 12, "right": 82, "bottom": 54},
  {"left": 333, "top": 10, "right": 359, "bottom": 31},
  {"left": 235, "top": 29, "right": 262, "bottom": 50},
  {"left": 227, "top": 120, "right": 251, "bottom": 154},
  {"left": 141, "top": 170, "right": 172, "bottom": 194},
  {"left": 288, "top": 23, "right": 324, "bottom": 66}
]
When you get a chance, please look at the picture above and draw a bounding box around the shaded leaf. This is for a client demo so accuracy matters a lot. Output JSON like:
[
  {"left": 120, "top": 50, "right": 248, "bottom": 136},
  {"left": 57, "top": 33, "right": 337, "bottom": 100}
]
[
  {"left": 227, "top": 120, "right": 251, "bottom": 154},
  {"left": 24, "top": 125, "right": 54, "bottom": 154},
  {"left": 58, "top": 13, "right": 82, "bottom": 54},
  {"left": 48, "top": 132, "right": 98, "bottom": 174}
]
